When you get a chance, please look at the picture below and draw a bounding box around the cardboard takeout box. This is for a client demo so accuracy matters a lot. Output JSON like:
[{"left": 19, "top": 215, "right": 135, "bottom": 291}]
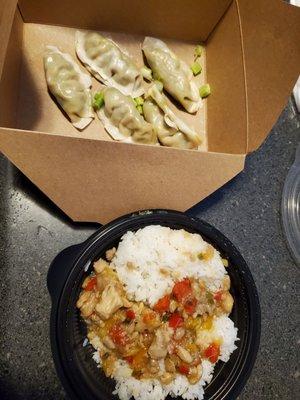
[{"left": 0, "top": 0, "right": 299, "bottom": 223}]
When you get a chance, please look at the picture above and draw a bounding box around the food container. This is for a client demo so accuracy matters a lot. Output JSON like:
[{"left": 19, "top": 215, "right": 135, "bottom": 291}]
[
  {"left": 0, "top": 0, "right": 300, "bottom": 224},
  {"left": 48, "top": 210, "right": 261, "bottom": 400},
  {"left": 281, "top": 142, "right": 300, "bottom": 266}
]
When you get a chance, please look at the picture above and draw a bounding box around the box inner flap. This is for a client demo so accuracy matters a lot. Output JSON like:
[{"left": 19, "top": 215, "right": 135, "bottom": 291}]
[
  {"left": 0, "top": 127, "right": 246, "bottom": 223},
  {"left": 18, "top": 0, "right": 232, "bottom": 42},
  {"left": 0, "top": 0, "right": 18, "bottom": 77},
  {"left": 0, "top": 10, "right": 23, "bottom": 128},
  {"left": 237, "top": 0, "right": 300, "bottom": 152}
]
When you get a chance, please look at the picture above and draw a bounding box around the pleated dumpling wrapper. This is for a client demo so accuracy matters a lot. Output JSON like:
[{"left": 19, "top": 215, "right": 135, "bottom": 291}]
[
  {"left": 143, "top": 84, "right": 202, "bottom": 149},
  {"left": 76, "top": 31, "right": 144, "bottom": 98},
  {"left": 142, "top": 37, "right": 202, "bottom": 114},
  {"left": 97, "top": 87, "right": 157, "bottom": 145},
  {"left": 43, "top": 46, "right": 94, "bottom": 130}
]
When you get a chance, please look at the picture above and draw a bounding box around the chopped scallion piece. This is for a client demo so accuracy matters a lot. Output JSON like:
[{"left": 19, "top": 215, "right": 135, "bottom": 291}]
[
  {"left": 191, "top": 62, "right": 202, "bottom": 76},
  {"left": 134, "top": 96, "right": 144, "bottom": 106},
  {"left": 136, "top": 105, "right": 143, "bottom": 115},
  {"left": 194, "top": 45, "right": 203, "bottom": 58},
  {"left": 222, "top": 258, "right": 229, "bottom": 267},
  {"left": 199, "top": 84, "right": 211, "bottom": 99},
  {"left": 92, "top": 92, "right": 105, "bottom": 110}
]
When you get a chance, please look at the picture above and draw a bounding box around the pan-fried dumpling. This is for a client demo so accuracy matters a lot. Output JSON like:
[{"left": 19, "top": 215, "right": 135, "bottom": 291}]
[
  {"left": 97, "top": 87, "right": 157, "bottom": 145},
  {"left": 143, "top": 84, "right": 201, "bottom": 149},
  {"left": 142, "top": 37, "right": 202, "bottom": 114},
  {"left": 44, "top": 46, "right": 94, "bottom": 130},
  {"left": 76, "top": 31, "right": 144, "bottom": 97}
]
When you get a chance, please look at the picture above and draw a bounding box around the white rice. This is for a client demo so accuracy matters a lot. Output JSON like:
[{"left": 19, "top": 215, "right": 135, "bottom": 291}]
[
  {"left": 111, "top": 358, "right": 215, "bottom": 400},
  {"left": 111, "top": 225, "right": 226, "bottom": 306},
  {"left": 91, "top": 225, "right": 238, "bottom": 400}
]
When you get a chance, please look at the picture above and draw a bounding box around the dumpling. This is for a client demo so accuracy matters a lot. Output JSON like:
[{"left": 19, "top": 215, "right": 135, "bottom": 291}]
[
  {"left": 143, "top": 84, "right": 202, "bottom": 149},
  {"left": 44, "top": 46, "right": 94, "bottom": 130},
  {"left": 97, "top": 87, "right": 157, "bottom": 145},
  {"left": 76, "top": 31, "right": 144, "bottom": 97},
  {"left": 142, "top": 37, "right": 202, "bottom": 114},
  {"left": 144, "top": 99, "right": 197, "bottom": 149}
]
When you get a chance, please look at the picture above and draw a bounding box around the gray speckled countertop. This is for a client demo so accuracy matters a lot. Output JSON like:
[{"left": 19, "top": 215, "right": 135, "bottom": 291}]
[{"left": 0, "top": 99, "right": 299, "bottom": 399}]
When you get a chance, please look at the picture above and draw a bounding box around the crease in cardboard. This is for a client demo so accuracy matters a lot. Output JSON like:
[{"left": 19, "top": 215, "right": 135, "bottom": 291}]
[
  {"left": 235, "top": 0, "right": 249, "bottom": 153},
  {"left": 0, "top": 0, "right": 18, "bottom": 78},
  {"left": 0, "top": 127, "right": 246, "bottom": 223}
]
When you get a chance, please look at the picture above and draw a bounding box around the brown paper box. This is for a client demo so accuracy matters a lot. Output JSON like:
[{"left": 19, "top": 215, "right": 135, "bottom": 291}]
[{"left": 0, "top": 0, "right": 299, "bottom": 223}]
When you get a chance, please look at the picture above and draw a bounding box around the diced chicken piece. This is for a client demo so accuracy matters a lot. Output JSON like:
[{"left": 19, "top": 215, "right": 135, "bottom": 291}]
[
  {"left": 176, "top": 345, "right": 193, "bottom": 364},
  {"left": 149, "top": 359, "right": 159, "bottom": 374},
  {"left": 122, "top": 297, "right": 133, "bottom": 308},
  {"left": 87, "top": 331, "right": 102, "bottom": 350},
  {"left": 96, "top": 267, "right": 119, "bottom": 293},
  {"left": 174, "top": 327, "right": 185, "bottom": 341},
  {"left": 188, "top": 364, "right": 203, "bottom": 384},
  {"left": 89, "top": 313, "right": 103, "bottom": 324},
  {"left": 102, "top": 354, "right": 116, "bottom": 377},
  {"left": 76, "top": 291, "right": 97, "bottom": 318},
  {"left": 148, "top": 325, "right": 172, "bottom": 359},
  {"left": 160, "top": 372, "right": 174, "bottom": 384},
  {"left": 105, "top": 247, "right": 116, "bottom": 261},
  {"left": 135, "top": 310, "right": 161, "bottom": 332},
  {"left": 102, "top": 336, "right": 116, "bottom": 350},
  {"left": 165, "top": 357, "right": 176, "bottom": 373},
  {"left": 95, "top": 284, "right": 123, "bottom": 320},
  {"left": 77, "top": 290, "right": 90, "bottom": 308},
  {"left": 221, "top": 291, "right": 234, "bottom": 314},
  {"left": 94, "top": 258, "right": 109, "bottom": 274},
  {"left": 222, "top": 275, "right": 231, "bottom": 291}
]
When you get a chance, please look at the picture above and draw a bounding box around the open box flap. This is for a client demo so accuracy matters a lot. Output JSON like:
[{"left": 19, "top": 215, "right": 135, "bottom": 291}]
[
  {"left": 237, "top": 0, "right": 300, "bottom": 153},
  {"left": 0, "top": 128, "right": 245, "bottom": 223},
  {"left": 0, "top": 0, "right": 18, "bottom": 78},
  {"left": 17, "top": 0, "right": 232, "bottom": 42}
]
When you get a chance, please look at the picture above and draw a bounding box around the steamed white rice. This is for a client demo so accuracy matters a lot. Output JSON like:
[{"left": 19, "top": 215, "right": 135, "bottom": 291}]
[
  {"left": 111, "top": 226, "right": 226, "bottom": 306},
  {"left": 90, "top": 225, "right": 238, "bottom": 400}
]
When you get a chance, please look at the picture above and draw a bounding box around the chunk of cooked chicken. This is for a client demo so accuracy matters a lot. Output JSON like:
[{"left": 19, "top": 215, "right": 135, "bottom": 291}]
[
  {"left": 160, "top": 372, "right": 174, "bottom": 384},
  {"left": 148, "top": 325, "right": 172, "bottom": 359},
  {"left": 221, "top": 291, "right": 234, "bottom": 314},
  {"left": 94, "top": 258, "right": 109, "bottom": 274},
  {"left": 106, "top": 247, "right": 116, "bottom": 261},
  {"left": 188, "top": 364, "right": 203, "bottom": 385},
  {"left": 96, "top": 267, "right": 119, "bottom": 293},
  {"left": 165, "top": 357, "right": 176, "bottom": 373},
  {"left": 222, "top": 275, "right": 231, "bottom": 291},
  {"left": 87, "top": 331, "right": 102, "bottom": 350},
  {"left": 176, "top": 345, "right": 193, "bottom": 364},
  {"left": 95, "top": 284, "right": 123, "bottom": 320},
  {"left": 76, "top": 290, "right": 97, "bottom": 318},
  {"left": 102, "top": 336, "right": 116, "bottom": 350}
]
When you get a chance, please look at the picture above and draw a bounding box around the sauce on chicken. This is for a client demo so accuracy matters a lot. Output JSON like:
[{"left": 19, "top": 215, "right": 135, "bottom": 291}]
[{"left": 77, "top": 248, "right": 233, "bottom": 385}]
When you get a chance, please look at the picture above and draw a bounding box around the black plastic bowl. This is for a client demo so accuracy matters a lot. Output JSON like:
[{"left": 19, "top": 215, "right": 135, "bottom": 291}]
[{"left": 47, "top": 210, "right": 261, "bottom": 400}]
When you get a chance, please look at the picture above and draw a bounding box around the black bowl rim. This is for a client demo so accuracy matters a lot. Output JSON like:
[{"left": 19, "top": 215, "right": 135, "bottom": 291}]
[{"left": 48, "top": 209, "right": 261, "bottom": 400}]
